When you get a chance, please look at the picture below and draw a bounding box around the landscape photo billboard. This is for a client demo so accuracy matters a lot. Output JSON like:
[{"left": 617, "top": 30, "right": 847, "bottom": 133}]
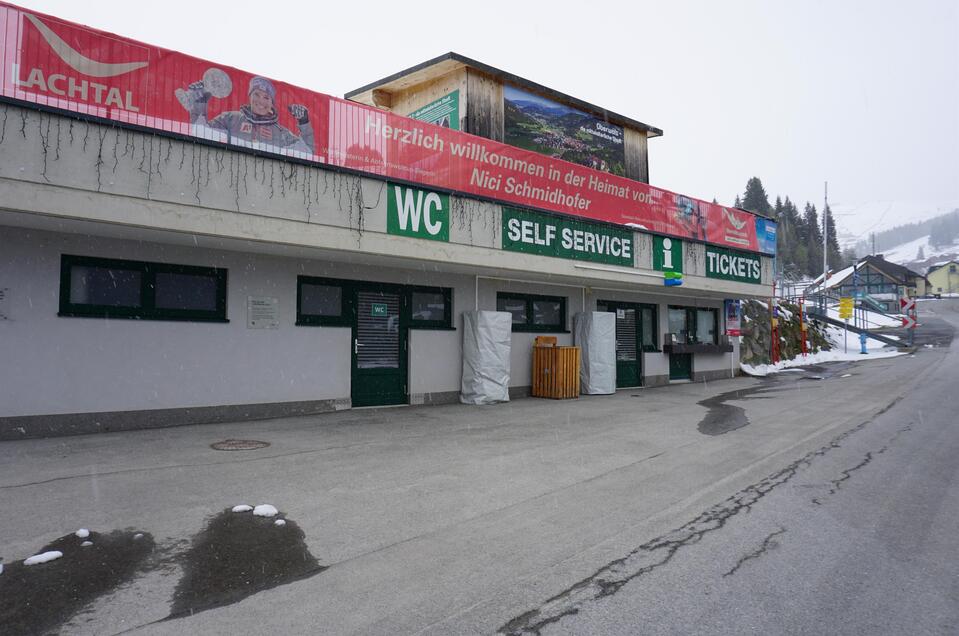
[{"left": 504, "top": 84, "right": 625, "bottom": 176}]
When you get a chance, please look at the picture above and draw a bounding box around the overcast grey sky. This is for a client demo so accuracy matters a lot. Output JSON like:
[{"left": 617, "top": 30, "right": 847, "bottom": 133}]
[{"left": 15, "top": 0, "right": 959, "bottom": 242}]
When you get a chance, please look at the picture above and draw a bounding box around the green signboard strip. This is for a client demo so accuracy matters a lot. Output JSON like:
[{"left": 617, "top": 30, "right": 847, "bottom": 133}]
[
  {"left": 705, "top": 246, "right": 762, "bottom": 284},
  {"left": 502, "top": 207, "right": 634, "bottom": 267},
  {"left": 387, "top": 183, "right": 450, "bottom": 242}
]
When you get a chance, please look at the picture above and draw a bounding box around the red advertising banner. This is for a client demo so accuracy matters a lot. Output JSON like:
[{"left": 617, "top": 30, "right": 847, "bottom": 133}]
[{"left": 0, "top": 2, "right": 762, "bottom": 253}]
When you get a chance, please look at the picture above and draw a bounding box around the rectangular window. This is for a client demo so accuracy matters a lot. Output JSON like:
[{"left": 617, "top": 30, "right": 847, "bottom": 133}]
[
  {"left": 68, "top": 263, "right": 143, "bottom": 308},
  {"left": 59, "top": 255, "right": 227, "bottom": 322},
  {"left": 296, "top": 278, "right": 453, "bottom": 329},
  {"left": 497, "top": 292, "right": 567, "bottom": 332},
  {"left": 409, "top": 286, "right": 453, "bottom": 329},
  {"left": 640, "top": 306, "right": 657, "bottom": 350},
  {"left": 695, "top": 309, "right": 718, "bottom": 344},
  {"left": 497, "top": 295, "right": 528, "bottom": 325},
  {"left": 296, "top": 277, "right": 352, "bottom": 326},
  {"left": 667, "top": 306, "right": 688, "bottom": 343},
  {"left": 668, "top": 306, "right": 718, "bottom": 344}
]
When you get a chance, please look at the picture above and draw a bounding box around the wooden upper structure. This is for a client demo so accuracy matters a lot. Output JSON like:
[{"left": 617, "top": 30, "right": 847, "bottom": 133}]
[{"left": 345, "top": 52, "right": 662, "bottom": 184}]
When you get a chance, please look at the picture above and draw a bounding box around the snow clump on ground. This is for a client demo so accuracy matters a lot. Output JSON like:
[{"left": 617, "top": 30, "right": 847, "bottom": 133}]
[
  {"left": 231, "top": 504, "right": 253, "bottom": 513},
  {"left": 253, "top": 504, "right": 278, "bottom": 517},
  {"left": 24, "top": 551, "right": 63, "bottom": 565}
]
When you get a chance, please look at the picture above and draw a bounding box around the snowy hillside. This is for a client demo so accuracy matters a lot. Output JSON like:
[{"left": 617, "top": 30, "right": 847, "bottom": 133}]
[{"left": 880, "top": 234, "right": 959, "bottom": 272}]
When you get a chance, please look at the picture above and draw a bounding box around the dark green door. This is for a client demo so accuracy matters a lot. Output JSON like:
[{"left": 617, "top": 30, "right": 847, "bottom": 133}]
[
  {"left": 352, "top": 287, "right": 407, "bottom": 407},
  {"left": 599, "top": 301, "right": 643, "bottom": 388},
  {"left": 669, "top": 354, "right": 692, "bottom": 380}
]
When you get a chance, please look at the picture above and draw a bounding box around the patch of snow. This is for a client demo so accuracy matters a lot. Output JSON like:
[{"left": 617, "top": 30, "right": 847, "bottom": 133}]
[
  {"left": 0, "top": 561, "right": 4, "bottom": 575},
  {"left": 133, "top": 533, "right": 144, "bottom": 540},
  {"left": 883, "top": 234, "right": 959, "bottom": 266},
  {"left": 24, "top": 551, "right": 63, "bottom": 565},
  {"left": 824, "top": 325, "right": 897, "bottom": 350},
  {"left": 81, "top": 541, "right": 93, "bottom": 547},
  {"left": 825, "top": 306, "right": 901, "bottom": 329},
  {"left": 231, "top": 504, "right": 253, "bottom": 513},
  {"left": 75, "top": 528, "right": 90, "bottom": 539},
  {"left": 253, "top": 504, "right": 279, "bottom": 517},
  {"left": 274, "top": 519, "right": 286, "bottom": 527},
  {"left": 740, "top": 347, "right": 905, "bottom": 377},
  {"left": 840, "top": 373, "right": 853, "bottom": 378}
]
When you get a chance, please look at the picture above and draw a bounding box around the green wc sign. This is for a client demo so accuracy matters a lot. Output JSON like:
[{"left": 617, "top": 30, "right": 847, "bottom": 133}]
[
  {"left": 387, "top": 184, "right": 449, "bottom": 242},
  {"left": 653, "top": 236, "right": 682, "bottom": 273}
]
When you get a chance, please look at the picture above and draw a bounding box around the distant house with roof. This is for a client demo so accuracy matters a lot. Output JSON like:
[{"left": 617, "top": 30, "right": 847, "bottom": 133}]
[
  {"left": 806, "top": 255, "right": 928, "bottom": 311},
  {"left": 927, "top": 260, "right": 959, "bottom": 295}
]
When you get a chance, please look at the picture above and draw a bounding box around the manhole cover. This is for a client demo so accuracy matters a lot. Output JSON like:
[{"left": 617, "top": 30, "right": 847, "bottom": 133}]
[{"left": 210, "top": 439, "right": 271, "bottom": 451}]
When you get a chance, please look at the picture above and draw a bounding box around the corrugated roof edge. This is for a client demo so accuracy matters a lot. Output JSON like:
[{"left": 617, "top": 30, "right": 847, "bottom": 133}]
[{"left": 344, "top": 52, "right": 664, "bottom": 138}]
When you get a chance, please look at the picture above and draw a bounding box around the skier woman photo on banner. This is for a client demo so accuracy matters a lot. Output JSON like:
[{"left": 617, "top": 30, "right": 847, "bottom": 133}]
[{"left": 176, "top": 69, "right": 315, "bottom": 155}]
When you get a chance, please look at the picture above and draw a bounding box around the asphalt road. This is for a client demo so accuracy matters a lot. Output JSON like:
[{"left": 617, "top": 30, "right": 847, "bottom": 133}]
[
  {"left": 511, "top": 298, "right": 959, "bottom": 635},
  {"left": 0, "top": 300, "right": 955, "bottom": 635}
]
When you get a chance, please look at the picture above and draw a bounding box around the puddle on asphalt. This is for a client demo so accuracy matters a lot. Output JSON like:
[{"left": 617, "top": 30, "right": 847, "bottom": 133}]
[
  {"left": 696, "top": 384, "right": 775, "bottom": 435},
  {"left": 0, "top": 529, "right": 155, "bottom": 635},
  {"left": 697, "top": 361, "right": 859, "bottom": 436},
  {"left": 166, "top": 508, "right": 326, "bottom": 620}
]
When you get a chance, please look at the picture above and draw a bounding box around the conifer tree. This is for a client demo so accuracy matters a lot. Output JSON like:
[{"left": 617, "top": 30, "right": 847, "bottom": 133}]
[
  {"left": 824, "top": 204, "right": 842, "bottom": 269},
  {"left": 742, "top": 177, "right": 772, "bottom": 216},
  {"left": 804, "top": 203, "right": 824, "bottom": 277}
]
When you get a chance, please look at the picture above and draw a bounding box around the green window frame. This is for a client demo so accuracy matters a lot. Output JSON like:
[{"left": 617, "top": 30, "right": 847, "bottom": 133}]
[
  {"left": 667, "top": 305, "right": 718, "bottom": 345},
  {"left": 59, "top": 254, "right": 228, "bottom": 322},
  {"left": 408, "top": 285, "right": 454, "bottom": 329},
  {"left": 296, "top": 276, "right": 354, "bottom": 326},
  {"left": 296, "top": 276, "right": 453, "bottom": 329},
  {"left": 497, "top": 292, "right": 568, "bottom": 333}
]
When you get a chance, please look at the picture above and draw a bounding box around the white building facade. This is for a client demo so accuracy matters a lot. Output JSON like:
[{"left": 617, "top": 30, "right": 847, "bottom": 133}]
[{"left": 0, "top": 7, "right": 775, "bottom": 438}]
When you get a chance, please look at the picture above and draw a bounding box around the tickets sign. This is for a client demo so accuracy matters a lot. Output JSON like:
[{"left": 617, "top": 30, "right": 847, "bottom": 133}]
[
  {"left": 0, "top": 2, "right": 766, "bottom": 253},
  {"left": 706, "top": 246, "right": 762, "bottom": 284}
]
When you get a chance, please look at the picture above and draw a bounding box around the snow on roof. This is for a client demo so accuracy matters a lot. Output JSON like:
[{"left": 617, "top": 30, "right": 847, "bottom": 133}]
[{"left": 806, "top": 264, "right": 856, "bottom": 294}]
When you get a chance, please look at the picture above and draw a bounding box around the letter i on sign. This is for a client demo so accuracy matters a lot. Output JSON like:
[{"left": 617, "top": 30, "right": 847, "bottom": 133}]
[{"left": 662, "top": 238, "right": 673, "bottom": 269}]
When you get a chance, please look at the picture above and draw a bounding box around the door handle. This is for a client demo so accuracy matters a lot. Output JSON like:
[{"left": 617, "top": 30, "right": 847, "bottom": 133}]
[{"left": 354, "top": 339, "right": 366, "bottom": 354}]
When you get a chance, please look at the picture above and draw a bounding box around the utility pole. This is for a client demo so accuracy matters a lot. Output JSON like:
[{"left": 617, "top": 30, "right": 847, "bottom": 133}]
[
  {"left": 823, "top": 181, "right": 829, "bottom": 287},
  {"left": 822, "top": 181, "right": 829, "bottom": 314}
]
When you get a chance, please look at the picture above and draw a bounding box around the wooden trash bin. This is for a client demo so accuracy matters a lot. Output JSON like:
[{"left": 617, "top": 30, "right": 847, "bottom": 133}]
[{"left": 531, "top": 336, "right": 581, "bottom": 399}]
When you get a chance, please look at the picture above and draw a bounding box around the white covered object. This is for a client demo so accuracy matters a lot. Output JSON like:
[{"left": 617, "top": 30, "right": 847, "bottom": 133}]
[
  {"left": 574, "top": 312, "right": 616, "bottom": 394},
  {"left": 461, "top": 311, "right": 512, "bottom": 404}
]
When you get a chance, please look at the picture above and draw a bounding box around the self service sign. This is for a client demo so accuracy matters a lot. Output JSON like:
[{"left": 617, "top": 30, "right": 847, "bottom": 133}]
[
  {"left": 705, "top": 246, "right": 762, "bottom": 284},
  {"left": 502, "top": 207, "right": 633, "bottom": 266}
]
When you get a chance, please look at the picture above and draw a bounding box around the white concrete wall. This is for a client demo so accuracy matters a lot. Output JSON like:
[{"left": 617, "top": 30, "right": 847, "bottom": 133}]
[{"left": 0, "top": 226, "right": 475, "bottom": 417}]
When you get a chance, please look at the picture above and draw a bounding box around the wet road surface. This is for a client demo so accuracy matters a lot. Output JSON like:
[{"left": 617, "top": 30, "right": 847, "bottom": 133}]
[{"left": 507, "top": 299, "right": 959, "bottom": 635}]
